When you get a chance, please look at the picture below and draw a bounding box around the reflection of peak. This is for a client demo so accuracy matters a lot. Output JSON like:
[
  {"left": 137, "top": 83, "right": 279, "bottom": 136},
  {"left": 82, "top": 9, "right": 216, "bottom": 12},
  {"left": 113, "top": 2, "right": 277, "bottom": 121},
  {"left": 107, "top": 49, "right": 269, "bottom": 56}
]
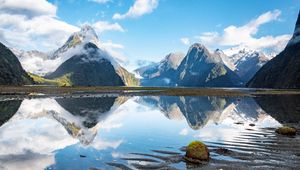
[
  {"left": 53, "top": 96, "right": 128, "bottom": 145},
  {"left": 254, "top": 95, "right": 300, "bottom": 123},
  {"left": 8, "top": 97, "right": 127, "bottom": 145},
  {"left": 140, "top": 96, "right": 230, "bottom": 130},
  {"left": 50, "top": 110, "right": 98, "bottom": 145},
  {"left": 139, "top": 96, "right": 283, "bottom": 130}
]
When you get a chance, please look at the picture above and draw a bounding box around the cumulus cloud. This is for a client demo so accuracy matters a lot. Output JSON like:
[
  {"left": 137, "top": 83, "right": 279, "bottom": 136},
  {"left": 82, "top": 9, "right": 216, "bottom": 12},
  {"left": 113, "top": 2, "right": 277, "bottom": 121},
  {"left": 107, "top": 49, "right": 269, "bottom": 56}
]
[
  {"left": 92, "top": 21, "right": 125, "bottom": 33},
  {"left": 0, "top": 0, "right": 79, "bottom": 51},
  {"left": 196, "top": 10, "right": 291, "bottom": 53},
  {"left": 0, "top": 0, "right": 56, "bottom": 17},
  {"left": 113, "top": 0, "right": 159, "bottom": 19},
  {"left": 180, "top": 37, "right": 190, "bottom": 45}
]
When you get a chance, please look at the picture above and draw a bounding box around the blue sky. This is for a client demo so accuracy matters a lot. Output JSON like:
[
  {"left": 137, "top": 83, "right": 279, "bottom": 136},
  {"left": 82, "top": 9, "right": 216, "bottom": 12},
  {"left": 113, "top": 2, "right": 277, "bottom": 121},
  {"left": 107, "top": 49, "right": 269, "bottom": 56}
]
[{"left": 0, "top": 0, "right": 299, "bottom": 70}]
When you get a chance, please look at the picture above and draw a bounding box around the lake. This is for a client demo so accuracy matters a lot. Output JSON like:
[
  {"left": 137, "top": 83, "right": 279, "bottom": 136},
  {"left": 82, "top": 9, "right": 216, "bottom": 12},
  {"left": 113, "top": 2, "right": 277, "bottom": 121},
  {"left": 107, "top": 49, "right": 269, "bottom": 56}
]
[{"left": 0, "top": 94, "right": 299, "bottom": 169}]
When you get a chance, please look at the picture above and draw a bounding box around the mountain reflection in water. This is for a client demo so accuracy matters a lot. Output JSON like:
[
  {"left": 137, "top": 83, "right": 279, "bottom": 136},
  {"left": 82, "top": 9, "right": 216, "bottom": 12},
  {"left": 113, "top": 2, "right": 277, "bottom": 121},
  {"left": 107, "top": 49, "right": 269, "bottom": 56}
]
[{"left": 0, "top": 94, "right": 299, "bottom": 169}]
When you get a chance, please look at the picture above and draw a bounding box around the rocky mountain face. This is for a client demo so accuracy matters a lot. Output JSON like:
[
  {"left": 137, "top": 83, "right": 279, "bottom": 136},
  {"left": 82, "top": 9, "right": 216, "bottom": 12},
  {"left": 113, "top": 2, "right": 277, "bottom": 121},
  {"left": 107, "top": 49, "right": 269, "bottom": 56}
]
[
  {"left": 46, "top": 26, "right": 139, "bottom": 86},
  {"left": 177, "top": 43, "right": 243, "bottom": 87},
  {"left": 220, "top": 49, "right": 270, "bottom": 83},
  {"left": 247, "top": 11, "right": 300, "bottom": 89},
  {"left": 0, "top": 42, "right": 33, "bottom": 85},
  {"left": 135, "top": 52, "right": 185, "bottom": 86}
]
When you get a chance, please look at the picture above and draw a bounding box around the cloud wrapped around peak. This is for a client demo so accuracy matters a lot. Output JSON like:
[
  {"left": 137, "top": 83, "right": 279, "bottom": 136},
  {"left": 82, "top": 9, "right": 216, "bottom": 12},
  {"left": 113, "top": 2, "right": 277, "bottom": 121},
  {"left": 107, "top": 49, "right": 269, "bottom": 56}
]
[
  {"left": 113, "top": 0, "right": 159, "bottom": 19},
  {"left": 196, "top": 10, "right": 291, "bottom": 53}
]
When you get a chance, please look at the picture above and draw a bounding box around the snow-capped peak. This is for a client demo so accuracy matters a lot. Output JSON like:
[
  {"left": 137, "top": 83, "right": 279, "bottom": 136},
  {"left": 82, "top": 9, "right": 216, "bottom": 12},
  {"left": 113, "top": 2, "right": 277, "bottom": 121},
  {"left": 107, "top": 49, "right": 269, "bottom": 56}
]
[
  {"left": 75, "top": 25, "right": 99, "bottom": 45},
  {"left": 50, "top": 25, "right": 100, "bottom": 60},
  {"left": 214, "top": 49, "right": 236, "bottom": 71}
]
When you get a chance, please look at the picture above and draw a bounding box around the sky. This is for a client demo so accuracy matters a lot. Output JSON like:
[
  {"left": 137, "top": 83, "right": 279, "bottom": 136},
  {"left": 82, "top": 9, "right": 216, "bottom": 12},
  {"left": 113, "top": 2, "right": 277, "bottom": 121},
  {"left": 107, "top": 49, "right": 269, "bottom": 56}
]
[{"left": 0, "top": 0, "right": 299, "bottom": 71}]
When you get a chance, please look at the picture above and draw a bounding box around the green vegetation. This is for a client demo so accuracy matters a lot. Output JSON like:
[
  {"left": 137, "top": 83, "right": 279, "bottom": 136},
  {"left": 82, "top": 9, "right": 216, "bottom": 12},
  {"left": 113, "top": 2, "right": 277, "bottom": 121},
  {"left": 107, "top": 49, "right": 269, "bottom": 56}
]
[
  {"left": 116, "top": 67, "right": 140, "bottom": 86},
  {"left": 206, "top": 65, "right": 227, "bottom": 82},
  {"left": 68, "top": 35, "right": 81, "bottom": 48},
  {"left": 66, "top": 122, "right": 81, "bottom": 137},
  {"left": 29, "top": 73, "right": 72, "bottom": 86},
  {"left": 185, "top": 141, "right": 209, "bottom": 163}
]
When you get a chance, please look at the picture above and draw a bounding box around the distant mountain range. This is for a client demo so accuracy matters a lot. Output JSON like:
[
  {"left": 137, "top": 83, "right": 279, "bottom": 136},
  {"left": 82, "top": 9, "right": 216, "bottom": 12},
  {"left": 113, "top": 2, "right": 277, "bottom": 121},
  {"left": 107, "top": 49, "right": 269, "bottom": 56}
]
[
  {"left": 1, "top": 11, "right": 299, "bottom": 88},
  {"left": 247, "top": 11, "right": 300, "bottom": 89},
  {"left": 135, "top": 52, "right": 185, "bottom": 86},
  {"left": 136, "top": 43, "right": 269, "bottom": 87}
]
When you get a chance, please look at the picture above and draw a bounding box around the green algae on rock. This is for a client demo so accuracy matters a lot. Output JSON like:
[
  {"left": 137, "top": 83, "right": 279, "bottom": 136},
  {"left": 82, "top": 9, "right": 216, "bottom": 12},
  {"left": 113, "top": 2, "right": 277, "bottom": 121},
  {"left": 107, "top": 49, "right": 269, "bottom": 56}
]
[
  {"left": 276, "top": 126, "right": 297, "bottom": 136},
  {"left": 184, "top": 141, "right": 209, "bottom": 163}
]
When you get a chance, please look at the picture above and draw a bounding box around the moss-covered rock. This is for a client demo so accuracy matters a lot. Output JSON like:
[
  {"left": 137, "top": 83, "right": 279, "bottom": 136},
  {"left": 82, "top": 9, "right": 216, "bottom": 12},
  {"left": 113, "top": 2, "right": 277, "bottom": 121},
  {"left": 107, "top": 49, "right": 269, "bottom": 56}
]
[
  {"left": 276, "top": 126, "right": 297, "bottom": 136},
  {"left": 185, "top": 141, "right": 209, "bottom": 163}
]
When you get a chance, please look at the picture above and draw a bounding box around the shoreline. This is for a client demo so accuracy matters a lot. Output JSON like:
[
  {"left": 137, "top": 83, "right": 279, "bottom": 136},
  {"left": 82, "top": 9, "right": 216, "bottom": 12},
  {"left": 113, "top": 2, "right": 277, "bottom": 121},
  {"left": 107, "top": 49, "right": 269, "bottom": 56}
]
[{"left": 0, "top": 86, "right": 300, "bottom": 97}]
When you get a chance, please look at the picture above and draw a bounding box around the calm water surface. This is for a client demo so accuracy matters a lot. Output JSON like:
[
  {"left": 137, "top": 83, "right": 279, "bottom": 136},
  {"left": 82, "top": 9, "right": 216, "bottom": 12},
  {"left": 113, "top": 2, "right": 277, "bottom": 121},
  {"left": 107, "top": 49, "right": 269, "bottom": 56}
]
[{"left": 0, "top": 94, "right": 299, "bottom": 169}]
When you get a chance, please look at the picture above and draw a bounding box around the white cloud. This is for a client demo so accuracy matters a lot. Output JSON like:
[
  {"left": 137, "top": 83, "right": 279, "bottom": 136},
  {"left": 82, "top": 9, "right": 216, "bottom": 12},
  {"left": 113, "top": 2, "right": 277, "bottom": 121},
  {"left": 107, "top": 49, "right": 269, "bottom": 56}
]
[
  {"left": 196, "top": 10, "right": 291, "bottom": 53},
  {"left": 179, "top": 128, "right": 189, "bottom": 136},
  {"left": 0, "top": 0, "right": 57, "bottom": 17},
  {"left": 89, "top": 0, "right": 111, "bottom": 4},
  {"left": 0, "top": 0, "right": 79, "bottom": 51},
  {"left": 180, "top": 37, "right": 190, "bottom": 45},
  {"left": 92, "top": 21, "right": 125, "bottom": 33},
  {"left": 113, "top": 0, "right": 159, "bottom": 19}
]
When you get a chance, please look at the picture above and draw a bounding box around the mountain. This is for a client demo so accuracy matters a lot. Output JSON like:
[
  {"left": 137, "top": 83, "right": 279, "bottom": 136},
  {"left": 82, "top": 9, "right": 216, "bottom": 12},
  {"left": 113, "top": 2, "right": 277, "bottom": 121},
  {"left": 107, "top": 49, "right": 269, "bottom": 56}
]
[
  {"left": 177, "top": 43, "right": 243, "bottom": 87},
  {"left": 220, "top": 49, "right": 269, "bottom": 83},
  {"left": 247, "top": 11, "right": 300, "bottom": 89},
  {"left": 0, "top": 42, "right": 33, "bottom": 85},
  {"left": 50, "top": 25, "right": 99, "bottom": 60},
  {"left": 135, "top": 52, "right": 185, "bottom": 86},
  {"left": 46, "top": 26, "right": 139, "bottom": 86}
]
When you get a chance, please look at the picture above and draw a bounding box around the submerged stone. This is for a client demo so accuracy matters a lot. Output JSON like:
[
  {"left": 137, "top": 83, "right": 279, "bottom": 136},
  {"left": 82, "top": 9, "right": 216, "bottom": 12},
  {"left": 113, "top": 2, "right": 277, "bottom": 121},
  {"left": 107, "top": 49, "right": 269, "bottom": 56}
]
[
  {"left": 184, "top": 141, "right": 209, "bottom": 163},
  {"left": 276, "top": 126, "right": 297, "bottom": 136}
]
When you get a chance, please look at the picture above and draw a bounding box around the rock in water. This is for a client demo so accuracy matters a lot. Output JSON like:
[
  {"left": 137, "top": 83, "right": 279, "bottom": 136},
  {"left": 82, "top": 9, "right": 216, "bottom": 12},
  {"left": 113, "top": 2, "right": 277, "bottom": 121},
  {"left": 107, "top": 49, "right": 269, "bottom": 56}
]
[
  {"left": 185, "top": 141, "right": 209, "bottom": 163},
  {"left": 276, "top": 126, "right": 297, "bottom": 136}
]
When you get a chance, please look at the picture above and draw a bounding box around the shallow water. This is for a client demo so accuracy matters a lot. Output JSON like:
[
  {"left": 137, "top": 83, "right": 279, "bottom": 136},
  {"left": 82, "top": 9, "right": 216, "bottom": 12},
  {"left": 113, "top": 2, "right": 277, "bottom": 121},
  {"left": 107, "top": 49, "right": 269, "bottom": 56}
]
[{"left": 0, "top": 95, "right": 300, "bottom": 170}]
